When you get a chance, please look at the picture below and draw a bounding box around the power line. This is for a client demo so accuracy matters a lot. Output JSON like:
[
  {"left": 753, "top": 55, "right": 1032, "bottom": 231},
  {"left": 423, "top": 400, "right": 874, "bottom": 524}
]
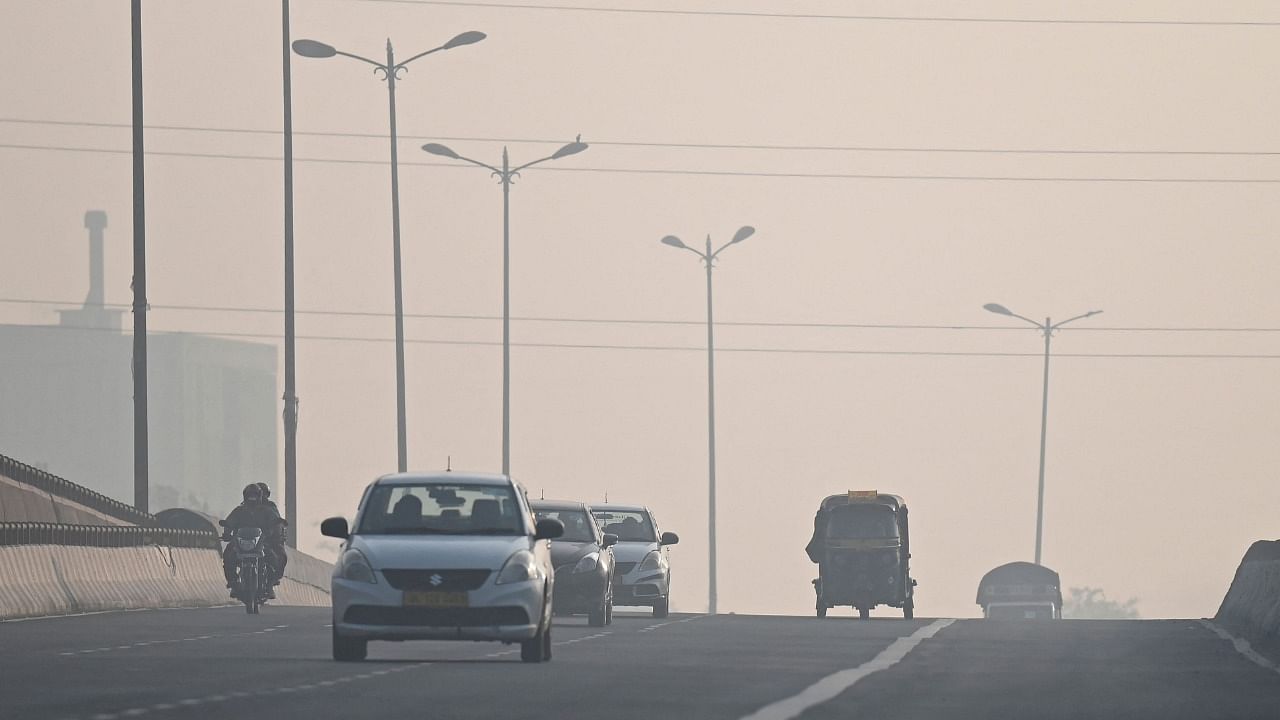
[
  {"left": 6, "top": 141, "right": 1280, "bottom": 183},
  {"left": 345, "top": 0, "right": 1280, "bottom": 27},
  {"left": 5, "top": 297, "right": 1280, "bottom": 333},
  {"left": 6, "top": 116, "right": 1279, "bottom": 157},
  {"left": 8, "top": 321, "right": 1280, "bottom": 359}
]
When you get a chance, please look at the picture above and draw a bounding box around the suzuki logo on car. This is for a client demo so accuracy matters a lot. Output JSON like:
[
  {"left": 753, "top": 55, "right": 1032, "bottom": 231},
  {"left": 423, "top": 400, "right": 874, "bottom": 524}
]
[{"left": 429, "top": 574, "right": 444, "bottom": 587}]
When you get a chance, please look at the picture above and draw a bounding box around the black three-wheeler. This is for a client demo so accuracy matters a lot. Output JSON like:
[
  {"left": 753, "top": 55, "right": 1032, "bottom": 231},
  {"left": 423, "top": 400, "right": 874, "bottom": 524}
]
[{"left": 806, "top": 491, "right": 915, "bottom": 619}]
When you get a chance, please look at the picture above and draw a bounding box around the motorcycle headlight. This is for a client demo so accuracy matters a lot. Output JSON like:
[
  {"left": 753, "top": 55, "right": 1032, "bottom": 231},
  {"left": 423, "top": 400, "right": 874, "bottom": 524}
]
[
  {"left": 639, "top": 551, "right": 664, "bottom": 572},
  {"left": 573, "top": 552, "right": 600, "bottom": 574},
  {"left": 236, "top": 538, "right": 259, "bottom": 551},
  {"left": 496, "top": 550, "right": 541, "bottom": 585},
  {"left": 339, "top": 549, "right": 376, "bottom": 584}
]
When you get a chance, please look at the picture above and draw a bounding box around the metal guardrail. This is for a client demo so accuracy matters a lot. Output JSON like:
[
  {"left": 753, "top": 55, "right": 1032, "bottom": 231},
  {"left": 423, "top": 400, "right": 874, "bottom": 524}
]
[
  {"left": 0, "top": 523, "right": 218, "bottom": 549},
  {"left": 0, "top": 453, "right": 154, "bottom": 526}
]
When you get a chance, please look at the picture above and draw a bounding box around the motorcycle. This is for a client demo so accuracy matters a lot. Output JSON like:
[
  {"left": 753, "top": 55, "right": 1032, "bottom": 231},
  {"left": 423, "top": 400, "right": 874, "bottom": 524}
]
[{"left": 220, "top": 522, "right": 272, "bottom": 614}]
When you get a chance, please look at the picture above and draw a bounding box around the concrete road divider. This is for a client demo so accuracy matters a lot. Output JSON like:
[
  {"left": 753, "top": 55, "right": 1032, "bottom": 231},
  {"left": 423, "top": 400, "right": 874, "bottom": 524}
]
[
  {"left": 1215, "top": 540, "right": 1280, "bottom": 661},
  {"left": 0, "top": 543, "right": 333, "bottom": 621}
]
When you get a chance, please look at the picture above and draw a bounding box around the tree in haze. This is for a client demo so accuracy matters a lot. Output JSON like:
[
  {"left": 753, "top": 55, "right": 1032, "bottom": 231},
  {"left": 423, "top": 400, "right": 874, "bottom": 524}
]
[{"left": 1063, "top": 587, "right": 1140, "bottom": 619}]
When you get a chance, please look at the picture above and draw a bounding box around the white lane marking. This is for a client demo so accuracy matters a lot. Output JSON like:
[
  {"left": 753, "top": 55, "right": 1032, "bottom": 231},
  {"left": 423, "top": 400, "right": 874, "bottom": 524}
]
[
  {"left": 638, "top": 614, "right": 705, "bottom": 633},
  {"left": 739, "top": 618, "right": 956, "bottom": 720},
  {"left": 1197, "top": 620, "right": 1280, "bottom": 675},
  {"left": 55, "top": 625, "right": 290, "bottom": 656}
]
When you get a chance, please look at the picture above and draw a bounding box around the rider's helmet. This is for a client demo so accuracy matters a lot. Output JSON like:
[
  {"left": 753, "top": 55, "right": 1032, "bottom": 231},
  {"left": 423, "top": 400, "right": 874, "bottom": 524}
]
[
  {"left": 242, "top": 483, "right": 263, "bottom": 503},
  {"left": 256, "top": 482, "right": 271, "bottom": 501}
]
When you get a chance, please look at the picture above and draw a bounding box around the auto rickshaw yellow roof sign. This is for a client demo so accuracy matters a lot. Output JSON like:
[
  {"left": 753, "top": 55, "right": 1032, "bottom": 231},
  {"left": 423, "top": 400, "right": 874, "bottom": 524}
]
[{"left": 848, "top": 490, "right": 879, "bottom": 502}]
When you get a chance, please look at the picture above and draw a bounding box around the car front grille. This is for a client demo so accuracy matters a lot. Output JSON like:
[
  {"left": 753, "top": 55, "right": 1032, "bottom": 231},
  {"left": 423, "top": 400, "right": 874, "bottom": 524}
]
[
  {"left": 343, "top": 605, "right": 530, "bottom": 627},
  {"left": 380, "top": 569, "right": 491, "bottom": 592},
  {"left": 614, "top": 561, "right": 637, "bottom": 576}
]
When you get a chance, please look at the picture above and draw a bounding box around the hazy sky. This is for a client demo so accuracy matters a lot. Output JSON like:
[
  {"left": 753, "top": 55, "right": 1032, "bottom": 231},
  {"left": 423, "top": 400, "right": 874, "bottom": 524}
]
[{"left": 4, "top": 0, "right": 1280, "bottom": 618}]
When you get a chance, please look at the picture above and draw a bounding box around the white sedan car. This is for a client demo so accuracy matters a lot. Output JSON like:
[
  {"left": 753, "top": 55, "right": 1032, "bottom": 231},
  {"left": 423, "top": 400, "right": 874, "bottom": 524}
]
[{"left": 321, "top": 472, "right": 564, "bottom": 662}]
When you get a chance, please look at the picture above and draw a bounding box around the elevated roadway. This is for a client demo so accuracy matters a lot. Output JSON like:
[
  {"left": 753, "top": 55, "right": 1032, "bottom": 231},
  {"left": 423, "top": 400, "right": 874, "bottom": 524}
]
[{"left": 2, "top": 608, "right": 1278, "bottom": 719}]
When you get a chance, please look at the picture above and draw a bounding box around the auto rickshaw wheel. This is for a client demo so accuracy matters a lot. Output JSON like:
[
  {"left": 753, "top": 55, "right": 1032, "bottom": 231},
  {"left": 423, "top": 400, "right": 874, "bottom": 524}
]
[
  {"left": 903, "top": 598, "right": 914, "bottom": 620},
  {"left": 858, "top": 606, "right": 870, "bottom": 620},
  {"left": 816, "top": 603, "right": 827, "bottom": 618}
]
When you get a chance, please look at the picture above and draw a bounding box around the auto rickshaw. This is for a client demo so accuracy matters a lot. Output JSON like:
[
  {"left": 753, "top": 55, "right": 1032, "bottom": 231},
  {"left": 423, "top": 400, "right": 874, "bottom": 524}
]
[
  {"left": 806, "top": 490, "right": 915, "bottom": 619},
  {"left": 976, "top": 561, "right": 1062, "bottom": 619}
]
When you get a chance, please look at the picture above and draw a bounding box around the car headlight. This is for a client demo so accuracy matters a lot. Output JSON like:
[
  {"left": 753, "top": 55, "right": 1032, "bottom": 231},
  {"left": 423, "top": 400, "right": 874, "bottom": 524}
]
[
  {"left": 638, "top": 551, "right": 664, "bottom": 572},
  {"left": 573, "top": 552, "right": 600, "bottom": 573},
  {"left": 496, "top": 550, "right": 541, "bottom": 585},
  {"left": 339, "top": 549, "right": 376, "bottom": 584}
]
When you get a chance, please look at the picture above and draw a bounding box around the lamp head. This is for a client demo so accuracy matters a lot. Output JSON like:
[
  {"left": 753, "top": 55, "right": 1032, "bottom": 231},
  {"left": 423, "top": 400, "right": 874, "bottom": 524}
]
[
  {"left": 552, "top": 139, "right": 589, "bottom": 159},
  {"left": 422, "top": 143, "right": 460, "bottom": 159},
  {"left": 983, "top": 303, "right": 1014, "bottom": 316},
  {"left": 444, "top": 31, "right": 487, "bottom": 49},
  {"left": 730, "top": 225, "right": 756, "bottom": 244},
  {"left": 661, "top": 235, "right": 687, "bottom": 249},
  {"left": 292, "top": 39, "right": 337, "bottom": 58}
]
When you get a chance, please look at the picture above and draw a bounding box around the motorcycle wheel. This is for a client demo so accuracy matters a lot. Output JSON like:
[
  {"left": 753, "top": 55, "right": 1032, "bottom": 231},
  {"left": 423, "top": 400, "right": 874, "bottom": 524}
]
[
  {"left": 244, "top": 568, "right": 259, "bottom": 614},
  {"left": 858, "top": 606, "right": 870, "bottom": 620}
]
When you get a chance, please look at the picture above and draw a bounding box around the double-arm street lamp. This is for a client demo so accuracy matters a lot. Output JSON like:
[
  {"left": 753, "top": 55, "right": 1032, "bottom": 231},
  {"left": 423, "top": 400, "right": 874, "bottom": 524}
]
[
  {"left": 983, "top": 303, "right": 1103, "bottom": 565},
  {"left": 422, "top": 139, "right": 589, "bottom": 476},
  {"left": 293, "top": 30, "right": 486, "bottom": 473},
  {"left": 661, "top": 226, "right": 757, "bottom": 615}
]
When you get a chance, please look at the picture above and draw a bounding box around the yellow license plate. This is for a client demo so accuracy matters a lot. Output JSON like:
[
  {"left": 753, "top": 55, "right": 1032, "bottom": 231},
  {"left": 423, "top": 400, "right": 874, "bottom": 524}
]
[{"left": 404, "top": 591, "right": 468, "bottom": 608}]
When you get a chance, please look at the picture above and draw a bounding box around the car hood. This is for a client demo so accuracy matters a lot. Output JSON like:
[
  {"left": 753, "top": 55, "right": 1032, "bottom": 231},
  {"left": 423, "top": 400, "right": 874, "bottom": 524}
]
[
  {"left": 351, "top": 534, "right": 533, "bottom": 570},
  {"left": 611, "top": 541, "right": 659, "bottom": 563},
  {"left": 550, "top": 540, "right": 598, "bottom": 568}
]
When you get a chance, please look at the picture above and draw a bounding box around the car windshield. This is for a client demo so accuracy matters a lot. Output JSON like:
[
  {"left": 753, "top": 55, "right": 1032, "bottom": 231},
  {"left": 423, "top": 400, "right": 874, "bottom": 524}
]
[
  {"left": 534, "top": 509, "right": 596, "bottom": 543},
  {"left": 825, "top": 505, "right": 899, "bottom": 540},
  {"left": 357, "top": 483, "right": 525, "bottom": 536},
  {"left": 591, "top": 509, "right": 656, "bottom": 542}
]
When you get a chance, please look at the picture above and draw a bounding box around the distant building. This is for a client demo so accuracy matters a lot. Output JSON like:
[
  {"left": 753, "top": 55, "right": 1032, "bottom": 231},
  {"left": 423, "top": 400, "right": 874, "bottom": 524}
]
[{"left": 0, "top": 211, "right": 277, "bottom": 514}]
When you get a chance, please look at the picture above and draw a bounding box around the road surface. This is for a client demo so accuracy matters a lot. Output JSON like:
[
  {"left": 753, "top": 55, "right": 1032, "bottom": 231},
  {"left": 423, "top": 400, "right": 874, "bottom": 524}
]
[{"left": 2, "top": 607, "right": 1277, "bottom": 719}]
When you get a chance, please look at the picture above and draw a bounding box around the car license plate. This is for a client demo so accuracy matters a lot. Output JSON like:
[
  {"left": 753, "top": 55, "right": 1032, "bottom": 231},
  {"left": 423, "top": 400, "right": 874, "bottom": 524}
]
[{"left": 403, "top": 591, "right": 468, "bottom": 608}]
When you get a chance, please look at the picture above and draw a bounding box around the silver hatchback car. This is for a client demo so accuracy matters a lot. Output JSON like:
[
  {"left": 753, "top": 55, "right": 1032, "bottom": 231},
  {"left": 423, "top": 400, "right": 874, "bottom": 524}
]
[
  {"left": 321, "top": 472, "right": 564, "bottom": 662},
  {"left": 590, "top": 504, "right": 679, "bottom": 617}
]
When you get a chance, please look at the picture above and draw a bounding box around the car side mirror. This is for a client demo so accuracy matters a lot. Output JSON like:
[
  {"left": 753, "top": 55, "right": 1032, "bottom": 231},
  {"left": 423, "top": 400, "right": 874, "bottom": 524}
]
[
  {"left": 660, "top": 531, "right": 680, "bottom": 546},
  {"left": 320, "top": 516, "right": 350, "bottom": 539},
  {"left": 601, "top": 533, "right": 618, "bottom": 548},
  {"left": 534, "top": 518, "right": 564, "bottom": 540}
]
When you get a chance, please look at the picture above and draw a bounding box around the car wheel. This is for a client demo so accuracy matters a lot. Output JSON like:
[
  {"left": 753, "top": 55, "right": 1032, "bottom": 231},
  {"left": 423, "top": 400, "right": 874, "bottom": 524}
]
[
  {"left": 332, "top": 627, "right": 367, "bottom": 662},
  {"left": 589, "top": 598, "right": 607, "bottom": 627},
  {"left": 605, "top": 598, "right": 614, "bottom": 626},
  {"left": 542, "top": 626, "right": 553, "bottom": 661},
  {"left": 653, "top": 596, "right": 669, "bottom": 619},
  {"left": 521, "top": 626, "right": 546, "bottom": 663}
]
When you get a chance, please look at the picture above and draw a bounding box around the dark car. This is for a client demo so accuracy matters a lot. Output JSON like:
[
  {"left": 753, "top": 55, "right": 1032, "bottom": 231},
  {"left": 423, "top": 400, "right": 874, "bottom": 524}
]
[{"left": 532, "top": 500, "right": 617, "bottom": 626}]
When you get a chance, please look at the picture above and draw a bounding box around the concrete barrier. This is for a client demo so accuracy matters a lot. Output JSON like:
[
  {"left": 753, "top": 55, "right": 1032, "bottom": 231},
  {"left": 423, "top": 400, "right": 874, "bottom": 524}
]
[
  {"left": 1214, "top": 540, "right": 1280, "bottom": 660},
  {"left": 0, "top": 544, "right": 332, "bottom": 620}
]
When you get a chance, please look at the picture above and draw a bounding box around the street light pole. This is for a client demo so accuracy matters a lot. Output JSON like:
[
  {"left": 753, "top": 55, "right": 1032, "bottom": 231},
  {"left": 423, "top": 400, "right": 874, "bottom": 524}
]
[
  {"left": 421, "top": 138, "right": 588, "bottom": 476},
  {"left": 385, "top": 39, "right": 408, "bottom": 474},
  {"left": 294, "top": 31, "right": 485, "bottom": 473},
  {"left": 130, "top": 0, "right": 149, "bottom": 514},
  {"left": 661, "top": 225, "right": 757, "bottom": 615},
  {"left": 703, "top": 235, "right": 717, "bottom": 617},
  {"left": 281, "top": 0, "right": 298, "bottom": 546},
  {"left": 983, "top": 303, "right": 1102, "bottom": 565}
]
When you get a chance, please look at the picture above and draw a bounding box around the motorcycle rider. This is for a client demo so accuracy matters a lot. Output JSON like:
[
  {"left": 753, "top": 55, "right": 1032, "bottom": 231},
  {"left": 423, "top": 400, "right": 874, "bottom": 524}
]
[
  {"left": 222, "top": 484, "right": 284, "bottom": 598},
  {"left": 254, "top": 482, "right": 289, "bottom": 587}
]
